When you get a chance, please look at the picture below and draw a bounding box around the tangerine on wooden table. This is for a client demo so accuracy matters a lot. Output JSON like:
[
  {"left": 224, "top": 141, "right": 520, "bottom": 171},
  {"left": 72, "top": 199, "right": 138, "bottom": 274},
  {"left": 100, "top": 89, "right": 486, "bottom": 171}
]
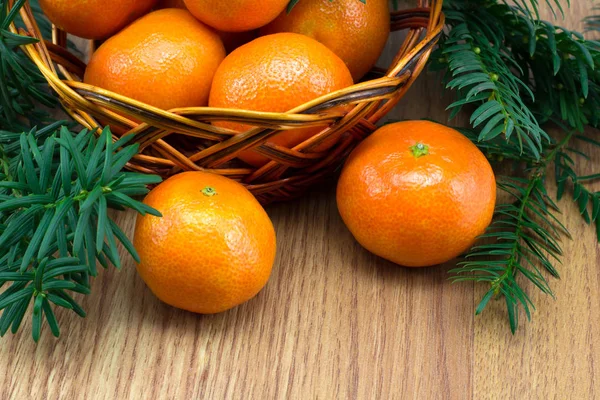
[
  {"left": 183, "top": 0, "right": 290, "bottom": 32},
  {"left": 209, "top": 32, "right": 354, "bottom": 167},
  {"left": 336, "top": 121, "right": 497, "bottom": 267},
  {"left": 134, "top": 171, "right": 277, "bottom": 314},
  {"left": 261, "top": 0, "right": 390, "bottom": 81},
  {"left": 84, "top": 9, "right": 225, "bottom": 111},
  {"left": 39, "top": 0, "right": 158, "bottom": 39}
]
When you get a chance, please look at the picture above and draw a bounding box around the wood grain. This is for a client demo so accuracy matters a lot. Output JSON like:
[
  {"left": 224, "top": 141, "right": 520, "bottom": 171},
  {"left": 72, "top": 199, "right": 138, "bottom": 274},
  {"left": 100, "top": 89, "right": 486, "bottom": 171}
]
[
  {"left": 1, "top": 3, "right": 598, "bottom": 399},
  {"left": 474, "top": 4, "right": 600, "bottom": 400}
]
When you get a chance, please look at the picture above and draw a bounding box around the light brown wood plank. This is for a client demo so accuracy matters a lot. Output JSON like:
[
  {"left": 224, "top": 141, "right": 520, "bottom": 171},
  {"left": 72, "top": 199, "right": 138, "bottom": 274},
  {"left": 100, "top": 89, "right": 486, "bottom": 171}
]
[
  {"left": 473, "top": 4, "right": 600, "bottom": 399},
  {"left": 473, "top": 132, "right": 600, "bottom": 399}
]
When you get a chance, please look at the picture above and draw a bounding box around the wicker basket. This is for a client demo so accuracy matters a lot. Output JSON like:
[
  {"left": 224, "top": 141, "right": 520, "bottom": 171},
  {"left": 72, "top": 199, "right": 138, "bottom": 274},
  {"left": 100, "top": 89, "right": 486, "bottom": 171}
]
[{"left": 11, "top": 0, "right": 444, "bottom": 203}]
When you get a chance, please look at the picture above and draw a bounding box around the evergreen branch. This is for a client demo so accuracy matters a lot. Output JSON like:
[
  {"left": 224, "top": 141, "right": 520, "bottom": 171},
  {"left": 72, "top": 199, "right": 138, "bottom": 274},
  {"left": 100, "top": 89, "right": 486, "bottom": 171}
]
[
  {"left": 0, "top": 126, "right": 162, "bottom": 342},
  {"left": 505, "top": 21, "right": 600, "bottom": 131},
  {"left": 0, "top": 0, "right": 56, "bottom": 131},
  {"left": 431, "top": 3, "right": 550, "bottom": 158},
  {"left": 444, "top": 0, "right": 569, "bottom": 22},
  {"left": 452, "top": 132, "right": 573, "bottom": 333},
  {"left": 458, "top": 128, "right": 537, "bottom": 164},
  {"left": 585, "top": 6, "right": 600, "bottom": 33},
  {"left": 440, "top": 1, "right": 600, "bottom": 332},
  {"left": 556, "top": 135, "right": 600, "bottom": 241},
  {"left": 507, "top": 0, "right": 569, "bottom": 20}
]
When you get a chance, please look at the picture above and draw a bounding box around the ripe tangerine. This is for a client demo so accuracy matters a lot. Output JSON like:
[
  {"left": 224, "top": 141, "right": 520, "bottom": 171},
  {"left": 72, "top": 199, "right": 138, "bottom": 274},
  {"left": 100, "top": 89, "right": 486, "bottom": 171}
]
[
  {"left": 183, "top": 0, "right": 289, "bottom": 32},
  {"left": 261, "top": 0, "right": 390, "bottom": 81},
  {"left": 209, "top": 33, "right": 354, "bottom": 167},
  {"left": 154, "top": 0, "right": 258, "bottom": 53},
  {"left": 134, "top": 171, "right": 277, "bottom": 314},
  {"left": 39, "top": 0, "right": 158, "bottom": 40},
  {"left": 336, "top": 121, "right": 496, "bottom": 267},
  {"left": 84, "top": 9, "right": 225, "bottom": 111}
]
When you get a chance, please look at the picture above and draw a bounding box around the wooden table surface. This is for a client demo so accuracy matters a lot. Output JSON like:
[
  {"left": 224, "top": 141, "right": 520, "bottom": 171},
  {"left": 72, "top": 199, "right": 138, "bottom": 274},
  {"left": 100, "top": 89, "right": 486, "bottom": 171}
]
[{"left": 2, "top": 3, "right": 599, "bottom": 400}]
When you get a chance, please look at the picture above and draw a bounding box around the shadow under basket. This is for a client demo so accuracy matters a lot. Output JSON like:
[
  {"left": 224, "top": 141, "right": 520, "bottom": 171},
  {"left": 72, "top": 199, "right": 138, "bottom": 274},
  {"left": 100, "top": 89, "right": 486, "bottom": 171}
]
[{"left": 12, "top": 0, "right": 445, "bottom": 204}]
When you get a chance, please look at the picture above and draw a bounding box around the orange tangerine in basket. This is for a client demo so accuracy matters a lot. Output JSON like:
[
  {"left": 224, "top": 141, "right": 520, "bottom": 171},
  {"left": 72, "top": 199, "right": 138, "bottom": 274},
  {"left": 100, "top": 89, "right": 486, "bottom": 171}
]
[
  {"left": 262, "top": 0, "right": 390, "bottom": 81},
  {"left": 39, "top": 0, "right": 158, "bottom": 40},
  {"left": 84, "top": 9, "right": 225, "bottom": 111},
  {"left": 155, "top": 0, "right": 258, "bottom": 53},
  {"left": 209, "top": 33, "right": 354, "bottom": 167},
  {"left": 183, "top": 0, "right": 289, "bottom": 32}
]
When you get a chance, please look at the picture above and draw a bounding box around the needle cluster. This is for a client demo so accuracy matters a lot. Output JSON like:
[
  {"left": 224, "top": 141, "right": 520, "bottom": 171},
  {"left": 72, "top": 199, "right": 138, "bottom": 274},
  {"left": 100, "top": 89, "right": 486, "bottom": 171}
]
[
  {"left": 0, "top": 0, "right": 161, "bottom": 341},
  {"left": 435, "top": 0, "right": 600, "bottom": 332},
  {"left": 0, "top": 126, "right": 161, "bottom": 341}
]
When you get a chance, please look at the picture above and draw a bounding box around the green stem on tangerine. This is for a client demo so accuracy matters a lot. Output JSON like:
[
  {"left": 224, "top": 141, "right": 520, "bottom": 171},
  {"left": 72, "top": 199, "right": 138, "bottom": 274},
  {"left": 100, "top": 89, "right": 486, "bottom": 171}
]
[
  {"left": 202, "top": 186, "right": 217, "bottom": 197},
  {"left": 410, "top": 143, "right": 430, "bottom": 158}
]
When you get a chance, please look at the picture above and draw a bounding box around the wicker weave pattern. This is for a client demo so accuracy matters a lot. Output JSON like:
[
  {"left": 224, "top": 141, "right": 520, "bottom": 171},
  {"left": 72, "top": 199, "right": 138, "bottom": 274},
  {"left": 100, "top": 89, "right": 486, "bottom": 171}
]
[{"left": 11, "top": 0, "right": 444, "bottom": 203}]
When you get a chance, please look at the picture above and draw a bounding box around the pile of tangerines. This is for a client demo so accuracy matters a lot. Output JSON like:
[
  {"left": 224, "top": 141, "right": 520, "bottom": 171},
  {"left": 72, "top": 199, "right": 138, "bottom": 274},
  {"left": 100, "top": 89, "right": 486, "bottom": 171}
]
[{"left": 40, "top": 0, "right": 496, "bottom": 314}]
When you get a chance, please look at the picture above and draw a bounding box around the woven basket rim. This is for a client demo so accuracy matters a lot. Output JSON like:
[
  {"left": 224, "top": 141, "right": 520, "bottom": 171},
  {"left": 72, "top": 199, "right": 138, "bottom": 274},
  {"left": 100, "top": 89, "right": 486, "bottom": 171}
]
[{"left": 10, "top": 0, "right": 445, "bottom": 203}]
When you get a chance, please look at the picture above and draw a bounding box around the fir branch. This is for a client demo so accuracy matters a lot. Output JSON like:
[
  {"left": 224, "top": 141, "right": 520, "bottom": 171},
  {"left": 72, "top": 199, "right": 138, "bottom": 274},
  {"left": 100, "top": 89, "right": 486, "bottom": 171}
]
[
  {"left": 585, "top": 6, "right": 600, "bottom": 33},
  {"left": 471, "top": 130, "right": 544, "bottom": 165},
  {"left": 0, "top": 126, "right": 162, "bottom": 342},
  {"left": 444, "top": 0, "right": 569, "bottom": 21},
  {"left": 451, "top": 133, "right": 573, "bottom": 333},
  {"left": 0, "top": 0, "right": 56, "bottom": 131},
  {"left": 438, "top": 0, "right": 600, "bottom": 332},
  {"left": 504, "top": 20, "right": 600, "bottom": 131},
  {"left": 508, "top": 0, "right": 569, "bottom": 20},
  {"left": 555, "top": 134, "right": 600, "bottom": 241},
  {"left": 431, "top": 3, "right": 550, "bottom": 158}
]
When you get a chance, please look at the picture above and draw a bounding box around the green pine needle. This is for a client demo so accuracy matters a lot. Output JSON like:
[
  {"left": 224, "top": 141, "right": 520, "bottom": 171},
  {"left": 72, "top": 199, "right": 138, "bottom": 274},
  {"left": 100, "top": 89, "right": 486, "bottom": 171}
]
[
  {"left": 0, "top": 126, "right": 162, "bottom": 341},
  {"left": 451, "top": 133, "right": 573, "bottom": 333},
  {"left": 439, "top": 1, "right": 600, "bottom": 332}
]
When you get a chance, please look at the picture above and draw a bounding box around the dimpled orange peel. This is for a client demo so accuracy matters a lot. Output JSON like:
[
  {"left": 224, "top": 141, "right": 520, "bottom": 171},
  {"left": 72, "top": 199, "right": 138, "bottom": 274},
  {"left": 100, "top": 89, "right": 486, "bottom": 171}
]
[
  {"left": 84, "top": 9, "right": 225, "bottom": 111},
  {"left": 39, "top": 0, "right": 158, "bottom": 40},
  {"left": 183, "top": 0, "right": 290, "bottom": 32},
  {"left": 134, "top": 172, "right": 277, "bottom": 314},
  {"left": 209, "top": 32, "right": 354, "bottom": 167},
  {"left": 336, "top": 121, "right": 497, "bottom": 267}
]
